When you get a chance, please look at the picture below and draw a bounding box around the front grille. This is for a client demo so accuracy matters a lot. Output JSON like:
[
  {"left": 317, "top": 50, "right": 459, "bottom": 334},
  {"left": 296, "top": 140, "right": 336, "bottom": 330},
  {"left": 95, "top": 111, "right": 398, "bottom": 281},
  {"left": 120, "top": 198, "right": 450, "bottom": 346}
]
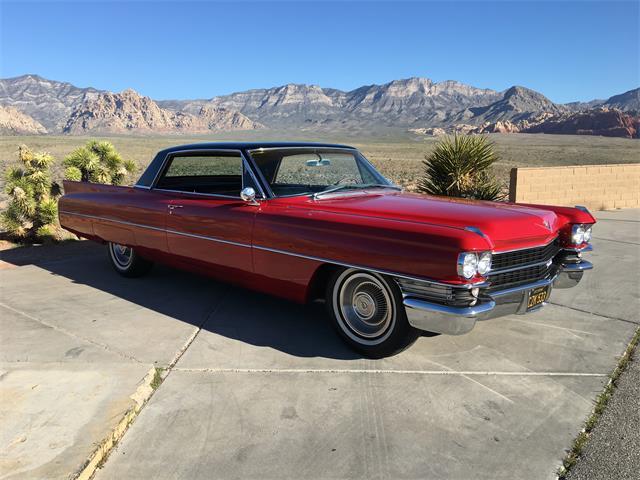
[
  {"left": 396, "top": 278, "right": 476, "bottom": 307},
  {"left": 491, "top": 239, "right": 560, "bottom": 271},
  {"left": 489, "top": 238, "right": 561, "bottom": 290},
  {"left": 488, "top": 263, "right": 553, "bottom": 291}
]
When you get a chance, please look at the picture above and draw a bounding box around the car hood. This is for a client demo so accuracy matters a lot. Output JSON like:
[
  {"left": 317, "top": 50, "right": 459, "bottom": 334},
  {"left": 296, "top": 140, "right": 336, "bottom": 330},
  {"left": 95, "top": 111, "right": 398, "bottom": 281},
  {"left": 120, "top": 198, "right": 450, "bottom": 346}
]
[{"left": 291, "top": 190, "right": 560, "bottom": 250}]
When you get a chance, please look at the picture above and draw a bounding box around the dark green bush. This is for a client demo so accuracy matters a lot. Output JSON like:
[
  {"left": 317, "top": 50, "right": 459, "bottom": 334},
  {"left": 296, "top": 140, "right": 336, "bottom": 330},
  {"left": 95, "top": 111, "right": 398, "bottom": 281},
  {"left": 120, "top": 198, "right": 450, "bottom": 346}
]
[{"left": 418, "top": 134, "right": 505, "bottom": 201}]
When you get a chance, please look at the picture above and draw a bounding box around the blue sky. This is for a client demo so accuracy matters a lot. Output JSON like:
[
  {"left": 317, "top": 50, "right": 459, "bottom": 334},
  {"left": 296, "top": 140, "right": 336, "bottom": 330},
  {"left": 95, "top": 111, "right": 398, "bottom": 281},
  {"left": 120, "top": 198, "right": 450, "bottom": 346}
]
[{"left": 1, "top": 1, "right": 638, "bottom": 103}]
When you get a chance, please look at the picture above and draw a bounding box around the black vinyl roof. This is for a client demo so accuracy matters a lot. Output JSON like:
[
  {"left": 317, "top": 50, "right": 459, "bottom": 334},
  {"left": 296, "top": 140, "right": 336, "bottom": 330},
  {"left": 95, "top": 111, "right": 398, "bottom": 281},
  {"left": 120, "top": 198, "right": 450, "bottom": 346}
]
[
  {"left": 136, "top": 141, "right": 356, "bottom": 188},
  {"left": 157, "top": 141, "right": 354, "bottom": 155}
]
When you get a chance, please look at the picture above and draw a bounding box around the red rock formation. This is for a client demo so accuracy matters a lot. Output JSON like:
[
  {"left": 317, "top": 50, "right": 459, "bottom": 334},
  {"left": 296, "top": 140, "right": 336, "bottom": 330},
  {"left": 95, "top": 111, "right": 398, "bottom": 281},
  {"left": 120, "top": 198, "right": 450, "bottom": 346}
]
[{"left": 522, "top": 108, "right": 638, "bottom": 139}]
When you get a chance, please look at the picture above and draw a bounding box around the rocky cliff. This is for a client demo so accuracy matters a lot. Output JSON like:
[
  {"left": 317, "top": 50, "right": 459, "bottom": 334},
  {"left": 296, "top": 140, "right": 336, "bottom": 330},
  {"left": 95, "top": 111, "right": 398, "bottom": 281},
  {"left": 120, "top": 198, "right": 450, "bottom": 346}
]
[
  {"left": 63, "top": 89, "right": 263, "bottom": 134},
  {"left": 0, "top": 74, "right": 102, "bottom": 131},
  {"left": 449, "top": 86, "right": 566, "bottom": 125},
  {"left": 418, "top": 108, "right": 639, "bottom": 139},
  {"left": 0, "top": 105, "right": 48, "bottom": 135},
  {"left": 522, "top": 108, "right": 638, "bottom": 138},
  {"left": 160, "top": 77, "right": 502, "bottom": 127}
]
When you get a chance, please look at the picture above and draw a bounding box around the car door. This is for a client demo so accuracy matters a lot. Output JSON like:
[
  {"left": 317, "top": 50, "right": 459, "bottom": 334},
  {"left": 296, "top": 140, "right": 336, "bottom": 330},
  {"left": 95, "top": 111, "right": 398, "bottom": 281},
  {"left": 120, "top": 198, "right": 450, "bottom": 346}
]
[{"left": 154, "top": 150, "right": 259, "bottom": 274}]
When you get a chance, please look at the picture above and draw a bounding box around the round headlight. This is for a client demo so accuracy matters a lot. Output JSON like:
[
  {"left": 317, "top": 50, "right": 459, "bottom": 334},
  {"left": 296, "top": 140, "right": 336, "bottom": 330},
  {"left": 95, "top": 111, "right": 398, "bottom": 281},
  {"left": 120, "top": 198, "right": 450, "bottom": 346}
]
[
  {"left": 583, "top": 225, "right": 592, "bottom": 243},
  {"left": 477, "top": 252, "right": 492, "bottom": 275},
  {"left": 571, "top": 224, "right": 585, "bottom": 244},
  {"left": 458, "top": 252, "right": 478, "bottom": 279}
]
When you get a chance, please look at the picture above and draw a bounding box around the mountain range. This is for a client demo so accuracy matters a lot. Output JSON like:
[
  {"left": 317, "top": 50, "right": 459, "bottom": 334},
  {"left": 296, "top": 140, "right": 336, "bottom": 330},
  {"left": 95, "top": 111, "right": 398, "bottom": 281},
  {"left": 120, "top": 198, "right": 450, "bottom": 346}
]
[{"left": 0, "top": 74, "right": 638, "bottom": 137}]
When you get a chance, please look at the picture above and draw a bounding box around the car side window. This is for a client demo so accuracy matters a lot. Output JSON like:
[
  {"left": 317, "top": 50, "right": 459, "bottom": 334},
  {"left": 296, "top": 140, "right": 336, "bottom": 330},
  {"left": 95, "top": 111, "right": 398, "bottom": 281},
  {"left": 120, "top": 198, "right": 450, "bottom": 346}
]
[{"left": 156, "top": 154, "right": 243, "bottom": 197}]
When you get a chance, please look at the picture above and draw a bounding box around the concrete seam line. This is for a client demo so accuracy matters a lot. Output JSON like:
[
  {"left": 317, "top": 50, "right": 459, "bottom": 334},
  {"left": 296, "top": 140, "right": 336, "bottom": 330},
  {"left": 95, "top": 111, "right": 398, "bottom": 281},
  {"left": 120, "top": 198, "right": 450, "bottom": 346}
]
[
  {"left": 0, "top": 302, "right": 144, "bottom": 364},
  {"left": 171, "top": 367, "right": 608, "bottom": 376},
  {"left": 594, "top": 218, "right": 640, "bottom": 224},
  {"left": 504, "top": 317, "right": 596, "bottom": 337},
  {"left": 591, "top": 236, "right": 640, "bottom": 246},
  {"left": 547, "top": 302, "right": 640, "bottom": 326},
  {"left": 72, "top": 367, "right": 157, "bottom": 480},
  {"left": 166, "top": 290, "right": 229, "bottom": 372},
  {"left": 422, "top": 357, "right": 516, "bottom": 403},
  {"left": 76, "top": 294, "right": 230, "bottom": 478}
]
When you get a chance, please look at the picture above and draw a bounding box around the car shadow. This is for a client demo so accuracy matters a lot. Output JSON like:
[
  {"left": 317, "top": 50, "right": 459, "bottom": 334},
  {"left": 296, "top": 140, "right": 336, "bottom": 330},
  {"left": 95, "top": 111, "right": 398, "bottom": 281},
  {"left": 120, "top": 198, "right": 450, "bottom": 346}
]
[{"left": 1, "top": 241, "right": 362, "bottom": 360}]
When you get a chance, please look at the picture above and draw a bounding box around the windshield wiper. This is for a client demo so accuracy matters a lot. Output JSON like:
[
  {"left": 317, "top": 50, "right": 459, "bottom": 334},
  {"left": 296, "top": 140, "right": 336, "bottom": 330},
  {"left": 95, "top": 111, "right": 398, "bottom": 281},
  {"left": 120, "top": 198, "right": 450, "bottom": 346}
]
[{"left": 312, "top": 183, "right": 402, "bottom": 199}]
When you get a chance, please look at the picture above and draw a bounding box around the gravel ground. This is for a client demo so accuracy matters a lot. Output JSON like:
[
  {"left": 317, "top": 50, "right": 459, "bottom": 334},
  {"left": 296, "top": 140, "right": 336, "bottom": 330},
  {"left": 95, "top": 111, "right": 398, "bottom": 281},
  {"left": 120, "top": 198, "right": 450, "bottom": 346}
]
[{"left": 566, "top": 343, "right": 640, "bottom": 480}]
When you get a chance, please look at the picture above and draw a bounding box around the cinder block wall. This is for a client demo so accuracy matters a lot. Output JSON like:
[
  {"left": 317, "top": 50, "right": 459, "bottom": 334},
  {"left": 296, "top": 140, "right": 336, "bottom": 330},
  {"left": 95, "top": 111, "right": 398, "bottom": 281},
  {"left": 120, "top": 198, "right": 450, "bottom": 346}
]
[{"left": 509, "top": 164, "right": 640, "bottom": 210}]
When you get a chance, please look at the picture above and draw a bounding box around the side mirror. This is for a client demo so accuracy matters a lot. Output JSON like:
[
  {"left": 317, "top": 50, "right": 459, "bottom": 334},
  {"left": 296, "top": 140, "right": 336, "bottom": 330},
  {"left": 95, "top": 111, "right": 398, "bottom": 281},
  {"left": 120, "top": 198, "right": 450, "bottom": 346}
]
[{"left": 240, "top": 187, "right": 258, "bottom": 205}]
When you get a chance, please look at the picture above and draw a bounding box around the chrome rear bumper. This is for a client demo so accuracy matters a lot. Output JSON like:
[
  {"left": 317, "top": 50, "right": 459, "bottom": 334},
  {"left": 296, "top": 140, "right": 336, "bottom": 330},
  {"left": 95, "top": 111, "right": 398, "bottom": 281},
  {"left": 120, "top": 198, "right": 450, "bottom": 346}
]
[{"left": 403, "top": 260, "right": 593, "bottom": 335}]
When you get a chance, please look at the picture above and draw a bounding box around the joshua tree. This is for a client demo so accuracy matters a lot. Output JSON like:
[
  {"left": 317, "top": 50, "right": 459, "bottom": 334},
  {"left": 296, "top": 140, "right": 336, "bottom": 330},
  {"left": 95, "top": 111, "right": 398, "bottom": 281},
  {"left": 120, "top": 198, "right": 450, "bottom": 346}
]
[
  {"left": 64, "top": 140, "right": 136, "bottom": 185},
  {"left": 418, "top": 134, "right": 505, "bottom": 201},
  {"left": 1, "top": 145, "right": 61, "bottom": 239}
]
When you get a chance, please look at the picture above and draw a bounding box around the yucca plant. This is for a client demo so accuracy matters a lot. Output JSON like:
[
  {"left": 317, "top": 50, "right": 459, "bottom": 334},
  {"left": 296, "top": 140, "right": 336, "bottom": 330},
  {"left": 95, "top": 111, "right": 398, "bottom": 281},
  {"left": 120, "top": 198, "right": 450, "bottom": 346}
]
[
  {"left": 418, "top": 134, "right": 505, "bottom": 201},
  {"left": 1, "top": 145, "right": 62, "bottom": 240},
  {"left": 64, "top": 140, "right": 137, "bottom": 185}
]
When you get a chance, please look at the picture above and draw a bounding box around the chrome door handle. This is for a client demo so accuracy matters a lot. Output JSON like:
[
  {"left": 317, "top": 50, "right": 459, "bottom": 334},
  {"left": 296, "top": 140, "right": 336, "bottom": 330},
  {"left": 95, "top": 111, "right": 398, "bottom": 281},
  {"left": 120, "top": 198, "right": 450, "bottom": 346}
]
[{"left": 168, "top": 204, "right": 183, "bottom": 214}]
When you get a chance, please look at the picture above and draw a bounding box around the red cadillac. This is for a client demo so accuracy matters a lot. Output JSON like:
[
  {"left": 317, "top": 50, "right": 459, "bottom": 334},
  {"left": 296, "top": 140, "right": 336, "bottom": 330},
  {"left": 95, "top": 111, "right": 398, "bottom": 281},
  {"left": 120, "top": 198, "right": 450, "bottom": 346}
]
[{"left": 59, "top": 142, "right": 595, "bottom": 357}]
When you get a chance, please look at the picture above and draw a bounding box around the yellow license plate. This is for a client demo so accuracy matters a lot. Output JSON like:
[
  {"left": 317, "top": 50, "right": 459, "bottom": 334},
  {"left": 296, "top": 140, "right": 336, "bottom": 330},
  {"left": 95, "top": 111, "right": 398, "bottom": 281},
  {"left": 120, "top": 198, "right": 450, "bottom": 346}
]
[{"left": 527, "top": 285, "right": 550, "bottom": 311}]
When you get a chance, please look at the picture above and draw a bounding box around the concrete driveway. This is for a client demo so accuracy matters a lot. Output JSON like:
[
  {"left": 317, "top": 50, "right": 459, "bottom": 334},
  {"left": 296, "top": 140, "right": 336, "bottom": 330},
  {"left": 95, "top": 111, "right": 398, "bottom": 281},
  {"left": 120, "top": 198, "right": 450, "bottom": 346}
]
[{"left": 1, "top": 210, "right": 638, "bottom": 480}]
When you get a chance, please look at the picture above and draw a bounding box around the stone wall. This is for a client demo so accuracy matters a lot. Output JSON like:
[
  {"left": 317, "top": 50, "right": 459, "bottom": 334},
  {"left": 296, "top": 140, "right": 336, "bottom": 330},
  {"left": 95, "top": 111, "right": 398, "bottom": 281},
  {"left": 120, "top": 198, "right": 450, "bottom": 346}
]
[{"left": 509, "top": 164, "right": 640, "bottom": 210}]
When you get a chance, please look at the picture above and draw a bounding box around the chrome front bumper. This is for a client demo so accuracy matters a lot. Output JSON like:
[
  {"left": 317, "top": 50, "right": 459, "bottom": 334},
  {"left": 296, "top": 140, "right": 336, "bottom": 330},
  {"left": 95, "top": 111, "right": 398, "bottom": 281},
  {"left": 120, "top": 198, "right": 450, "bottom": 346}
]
[{"left": 403, "top": 260, "right": 593, "bottom": 335}]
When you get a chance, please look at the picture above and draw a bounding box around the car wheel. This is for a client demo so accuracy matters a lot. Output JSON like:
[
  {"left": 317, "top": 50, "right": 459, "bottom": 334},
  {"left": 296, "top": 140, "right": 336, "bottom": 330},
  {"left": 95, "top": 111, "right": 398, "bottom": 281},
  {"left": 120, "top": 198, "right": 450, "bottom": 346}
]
[
  {"left": 326, "top": 268, "right": 419, "bottom": 358},
  {"left": 107, "top": 242, "right": 153, "bottom": 278}
]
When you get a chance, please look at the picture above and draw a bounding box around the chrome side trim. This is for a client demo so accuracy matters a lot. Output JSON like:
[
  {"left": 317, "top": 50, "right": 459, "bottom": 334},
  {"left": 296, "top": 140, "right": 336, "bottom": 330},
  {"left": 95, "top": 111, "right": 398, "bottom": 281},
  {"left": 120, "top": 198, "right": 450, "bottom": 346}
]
[
  {"left": 59, "top": 209, "right": 484, "bottom": 289},
  {"left": 248, "top": 243, "right": 488, "bottom": 288},
  {"left": 59, "top": 210, "right": 250, "bottom": 248},
  {"left": 164, "top": 229, "right": 252, "bottom": 248}
]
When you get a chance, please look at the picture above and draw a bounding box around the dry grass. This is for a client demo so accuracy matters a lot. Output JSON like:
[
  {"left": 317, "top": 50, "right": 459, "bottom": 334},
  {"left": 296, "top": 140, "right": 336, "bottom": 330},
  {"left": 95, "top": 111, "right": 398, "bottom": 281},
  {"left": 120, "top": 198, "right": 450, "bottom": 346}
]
[{"left": 1, "top": 132, "right": 638, "bottom": 196}]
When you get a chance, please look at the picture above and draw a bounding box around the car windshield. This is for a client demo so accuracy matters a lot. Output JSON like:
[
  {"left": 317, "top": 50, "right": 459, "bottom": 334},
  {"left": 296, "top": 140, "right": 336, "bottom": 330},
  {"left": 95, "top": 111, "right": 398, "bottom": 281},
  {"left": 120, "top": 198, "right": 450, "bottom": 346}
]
[{"left": 248, "top": 148, "right": 395, "bottom": 197}]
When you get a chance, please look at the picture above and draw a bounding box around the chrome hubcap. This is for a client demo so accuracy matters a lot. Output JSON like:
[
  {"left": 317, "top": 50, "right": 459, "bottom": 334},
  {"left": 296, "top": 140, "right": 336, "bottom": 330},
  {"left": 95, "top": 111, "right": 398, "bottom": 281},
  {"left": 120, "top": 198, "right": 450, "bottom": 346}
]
[
  {"left": 111, "top": 243, "right": 133, "bottom": 268},
  {"left": 338, "top": 272, "right": 392, "bottom": 339},
  {"left": 353, "top": 292, "right": 376, "bottom": 319}
]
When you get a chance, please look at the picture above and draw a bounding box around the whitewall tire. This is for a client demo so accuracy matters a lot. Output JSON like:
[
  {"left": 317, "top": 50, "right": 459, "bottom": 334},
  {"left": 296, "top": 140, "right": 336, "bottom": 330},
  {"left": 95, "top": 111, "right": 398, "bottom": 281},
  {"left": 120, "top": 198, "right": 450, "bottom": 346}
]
[
  {"left": 326, "top": 268, "right": 418, "bottom": 358},
  {"left": 107, "top": 242, "right": 153, "bottom": 278}
]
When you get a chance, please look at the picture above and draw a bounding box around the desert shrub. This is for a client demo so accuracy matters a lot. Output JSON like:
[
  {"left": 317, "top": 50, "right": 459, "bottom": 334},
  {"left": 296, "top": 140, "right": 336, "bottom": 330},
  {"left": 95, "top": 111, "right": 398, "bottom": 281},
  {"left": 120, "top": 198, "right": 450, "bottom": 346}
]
[
  {"left": 418, "top": 134, "right": 505, "bottom": 201},
  {"left": 64, "top": 140, "right": 137, "bottom": 185},
  {"left": 1, "top": 145, "right": 62, "bottom": 240}
]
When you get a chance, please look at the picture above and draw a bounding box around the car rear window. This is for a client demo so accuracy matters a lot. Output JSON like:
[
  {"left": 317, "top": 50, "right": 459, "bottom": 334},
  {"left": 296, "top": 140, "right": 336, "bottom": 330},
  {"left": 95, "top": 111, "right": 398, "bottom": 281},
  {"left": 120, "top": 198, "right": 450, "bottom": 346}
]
[{"left": 163, "top": 155, "right": 241, "bottom": 177}]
